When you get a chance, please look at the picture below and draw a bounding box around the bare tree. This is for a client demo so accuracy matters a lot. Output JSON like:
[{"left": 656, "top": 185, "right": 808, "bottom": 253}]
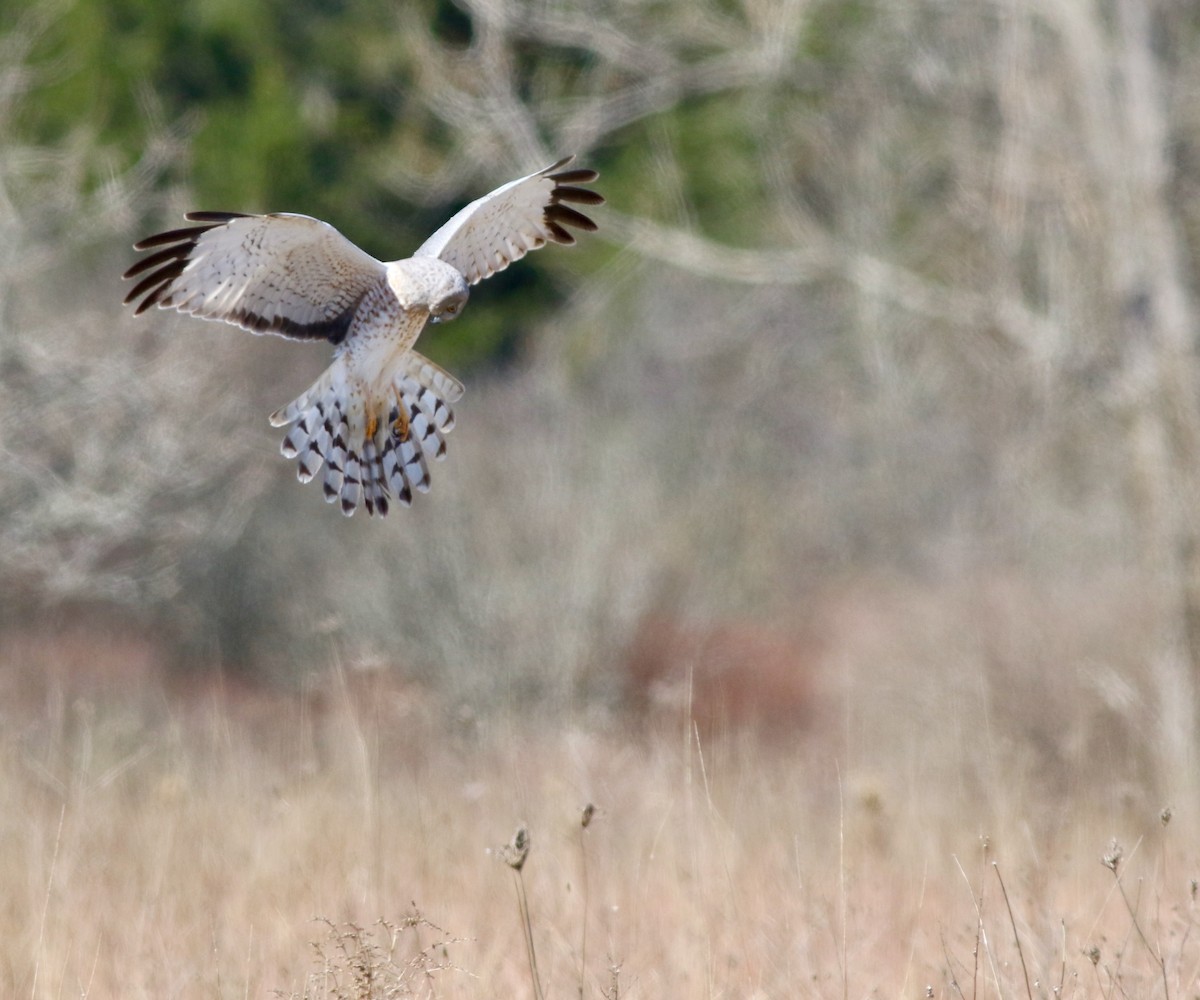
[{"left": 382, "top": 0, "right": 1200, "bottom": 760}]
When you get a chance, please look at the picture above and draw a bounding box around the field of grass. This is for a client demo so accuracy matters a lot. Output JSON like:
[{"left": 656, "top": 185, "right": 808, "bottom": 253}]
[{"left": 2, "top": 594, "right": 1197, "bottom": 1000}]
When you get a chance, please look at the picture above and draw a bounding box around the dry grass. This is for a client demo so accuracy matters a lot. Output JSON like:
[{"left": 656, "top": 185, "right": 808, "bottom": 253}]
[{"left": 2, "top": 622, "right": 1198, "bottom": 1000}]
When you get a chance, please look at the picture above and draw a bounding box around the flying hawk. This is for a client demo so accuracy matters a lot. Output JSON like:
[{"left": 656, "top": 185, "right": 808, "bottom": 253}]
[{"left": 123, "top": 157, "right": 602, "bottom": 517}]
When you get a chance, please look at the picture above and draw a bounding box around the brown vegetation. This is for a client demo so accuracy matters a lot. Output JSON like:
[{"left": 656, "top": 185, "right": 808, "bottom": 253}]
[
  {"left": 2, "top": 634, "right": 1197, "bottom": 999},
  {"left": 2, "top": 561, "right": 1192, "bottom": 997},
  {"left": 622, "top": 612, "right": 822, "bottom": 738}
]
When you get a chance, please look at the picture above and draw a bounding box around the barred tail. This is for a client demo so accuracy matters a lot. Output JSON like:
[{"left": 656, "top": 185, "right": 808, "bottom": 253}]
[{"left": 268, "top": 352, "right": 461, "bottom": 517}]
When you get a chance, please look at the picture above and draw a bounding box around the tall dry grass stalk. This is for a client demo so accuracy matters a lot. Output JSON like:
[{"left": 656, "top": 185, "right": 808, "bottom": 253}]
[{"left": 498, "top": 825, "right": 544, "bottom": 1000}]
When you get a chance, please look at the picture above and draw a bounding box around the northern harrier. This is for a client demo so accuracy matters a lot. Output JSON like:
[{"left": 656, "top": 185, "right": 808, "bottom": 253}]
[{"left": 123, "top": 157, "right": 602, "bottom": 517}]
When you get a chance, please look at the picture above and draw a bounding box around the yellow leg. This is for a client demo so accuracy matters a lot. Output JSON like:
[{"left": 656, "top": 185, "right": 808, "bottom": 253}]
[
  {"left": 365, "top": 411, "right": 378, "bottom": 440},
  {"left": 392, "top": 389, "right": 410, "bottom": 441},
  {"left": 394, "top": 407, "right": 410, "bottom": 442}
]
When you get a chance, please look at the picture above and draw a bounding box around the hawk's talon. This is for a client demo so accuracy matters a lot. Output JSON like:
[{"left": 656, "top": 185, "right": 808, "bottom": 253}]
[{"left": 393, "top": 406, "right": 410, "bottom": 442}]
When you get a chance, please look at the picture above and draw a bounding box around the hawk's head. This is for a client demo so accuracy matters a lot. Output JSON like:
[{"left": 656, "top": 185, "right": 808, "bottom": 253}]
[{"left": 386, "top": 257, "right": 470, "bottom": 323}]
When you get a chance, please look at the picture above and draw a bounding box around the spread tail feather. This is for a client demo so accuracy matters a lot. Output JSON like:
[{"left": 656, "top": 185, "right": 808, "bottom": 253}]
[{"left": 271, "top": 352, "right": 459, "bottom": 517}]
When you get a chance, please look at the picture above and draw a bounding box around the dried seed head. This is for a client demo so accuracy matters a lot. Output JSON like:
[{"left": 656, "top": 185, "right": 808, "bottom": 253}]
[
  {"left": 1102, "top": 840, "right": 1123, "bottom": 873},
  {"left": 607, "top": 961, "right": 622, "bottom": 1000},
  {"left": 500, "top": 825, "right": 530, "bottom": 871},
  {"left": 581, "top": 803, "right": 595, "bottom": 829},
  {"left": 1085, "top": 945, "right": 1101, "bottom": 966},
  {"left": 1160, "top": 806, "right": 1173, "bottom": 826}
]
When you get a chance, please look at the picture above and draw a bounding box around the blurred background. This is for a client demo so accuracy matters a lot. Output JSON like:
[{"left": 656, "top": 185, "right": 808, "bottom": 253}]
[{"left": 3, "top": 0, "right": 1200, "bottom": 808}]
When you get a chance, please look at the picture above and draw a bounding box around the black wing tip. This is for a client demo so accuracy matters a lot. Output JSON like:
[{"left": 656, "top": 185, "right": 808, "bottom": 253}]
[
  {"left": 545, "top": 159, "right": 602, "bottom": 239},
  {"left": 550, "top": 167, "right": 599, "bottom": 185},
  {"left": 546, "top": 203, "right": 599, "bottom": 230},
  {"left": 546, "top": 221, "right": 576, "bottom": 245},
  {"left": 125, "top": 212, "right": 247, "bottom": 313},
  {"left": 543, "top": 154, "right": 576, "bottom": 174},
  {"left": 126, "top": 283, "right": 166, "bottom": 313},
  {"left": 131, "top": 224, "right": 215, "bottom": 252},
  {"left": 122, "top": 242, "right": 191, "bottom": 280},
  {"left": 130, "top": 212, "right": 249, "bottom": 251},
  {"left": 553, "top": 185, "right": 606, "bottom": 207},
  {"left": 547, "top": 152, "right": 600, "bottom": 188},
  {"left": 123, "top": 258, "right": 188, "bottom": 312},
  {"left": 184, "top": 210, "right": 251, "bottom": 223}
]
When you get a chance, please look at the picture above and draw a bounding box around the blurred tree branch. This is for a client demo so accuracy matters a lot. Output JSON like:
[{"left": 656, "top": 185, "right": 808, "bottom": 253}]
[
  {"left": 602, "top": 208, "right": 1060, "bottom": 359},
  {"left": 391, "top": 0, "right": 806, "bottom": 190}
]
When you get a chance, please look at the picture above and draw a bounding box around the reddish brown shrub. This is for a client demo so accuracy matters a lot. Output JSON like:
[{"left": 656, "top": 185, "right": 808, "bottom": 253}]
[{"left": 622, "top": 613, "right": 823, "bottom": 738}]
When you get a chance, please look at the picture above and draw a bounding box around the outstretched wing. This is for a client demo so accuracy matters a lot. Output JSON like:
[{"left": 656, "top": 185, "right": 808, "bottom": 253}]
[
  {"left": 123, "top": 212, "right": 386, "bottom": 344},
  {"left": 413, "top": 156, "right": 603, "bottom": 285}
]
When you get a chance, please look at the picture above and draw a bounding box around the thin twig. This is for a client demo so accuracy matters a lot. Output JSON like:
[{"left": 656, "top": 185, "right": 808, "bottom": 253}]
[
  {"left": 31, "top": 805, "right": 65, "bottom": 1000},
  {"left": 940, "top": 926, "right": 967, "bottom": 1000},
  {"left": 993, "top": 863, "right": 1033, "bottom": 1000},
  {"left": 1057, "top": 919, "right": 1068, "bottom": 1000},
  {"left": 952, "top": 850, "right": 997, "bottom": 1000},
  {"left": 835, "top": 761, "right": 849, "bottom": 1000},
  {"left": 513, "top": 869, "right": 545, "bottom": 1000},
  {"left": 1111, "top": 873, "right": 1169, "bottom": 1000},
  {"left": 578, "top": 804, "right": 594, "bottom": 1000}
]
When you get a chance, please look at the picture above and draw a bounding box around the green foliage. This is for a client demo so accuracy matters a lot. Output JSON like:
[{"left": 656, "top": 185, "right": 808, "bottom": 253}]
[
  {"left": 671, "top": 94, "right": 774, "bottom": 244},
  {"left": 800, "top": 0, "right": 875, "bottom": 67},
  {"left": 13, "top": 0, "right": 421, "bottom": 227}
]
